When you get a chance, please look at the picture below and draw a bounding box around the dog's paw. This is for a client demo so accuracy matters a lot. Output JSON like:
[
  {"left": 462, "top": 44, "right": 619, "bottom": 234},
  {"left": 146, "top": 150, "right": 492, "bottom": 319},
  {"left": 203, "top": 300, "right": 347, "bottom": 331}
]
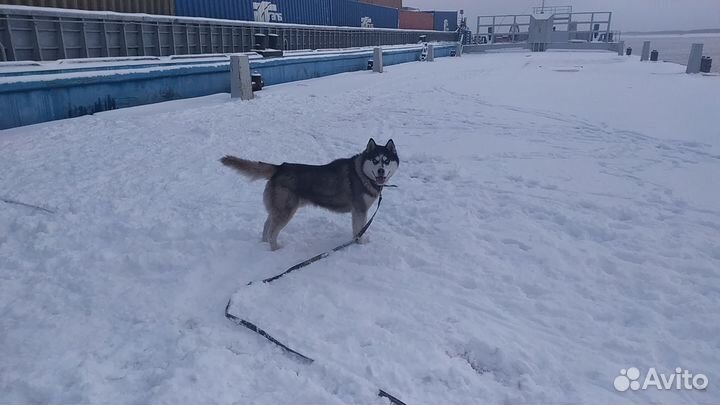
[{"left": 356, "top": 235, "right": 370, "bottom": 245}]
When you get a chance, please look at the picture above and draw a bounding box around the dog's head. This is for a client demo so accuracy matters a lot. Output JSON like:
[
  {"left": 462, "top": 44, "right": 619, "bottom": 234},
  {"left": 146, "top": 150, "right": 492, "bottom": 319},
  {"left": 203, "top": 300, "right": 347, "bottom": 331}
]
[{"left": 361, "top": 138, "right": 399, "bottom": 186}]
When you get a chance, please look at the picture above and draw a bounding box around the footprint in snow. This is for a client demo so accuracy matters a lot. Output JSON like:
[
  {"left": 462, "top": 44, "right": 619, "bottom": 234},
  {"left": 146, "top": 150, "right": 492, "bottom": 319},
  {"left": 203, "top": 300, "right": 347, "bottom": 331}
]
[{"left": 501, "top": 238, "right": 531, "bottom": 252}]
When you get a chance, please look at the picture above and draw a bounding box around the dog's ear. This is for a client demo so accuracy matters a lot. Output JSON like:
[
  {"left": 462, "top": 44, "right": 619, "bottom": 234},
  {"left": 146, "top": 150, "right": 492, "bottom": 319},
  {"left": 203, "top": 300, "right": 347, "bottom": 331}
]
[
  {"left": 386, "top": 139, "right": 397, "bottom": 155},
  {"left": 366, "top": 138, "right": 377, "bottom": 152}
]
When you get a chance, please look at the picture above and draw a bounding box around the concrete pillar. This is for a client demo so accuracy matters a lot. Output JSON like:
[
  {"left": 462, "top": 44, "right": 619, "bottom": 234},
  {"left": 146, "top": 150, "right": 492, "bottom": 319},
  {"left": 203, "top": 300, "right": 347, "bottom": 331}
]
[
  {"left": 640, "top": 41, "right": 651, "bottom": 61},
  {"left": 230, "top": 54, "right": 253, "bottom": 100},
  {"left": 427, "top": 44, "right": 434, "bottom": 61},
  {"left": 456, "top": 42, "right": 463, "bottom": 57},
  {"left": 686, "top": 43, "right": 703, "bottom": 74},
  {"left": 617, "top": 40, "right": 625, "bottom": 56},
  {"left": 373, "top": 47, "right": 383, "bottom": 73}
]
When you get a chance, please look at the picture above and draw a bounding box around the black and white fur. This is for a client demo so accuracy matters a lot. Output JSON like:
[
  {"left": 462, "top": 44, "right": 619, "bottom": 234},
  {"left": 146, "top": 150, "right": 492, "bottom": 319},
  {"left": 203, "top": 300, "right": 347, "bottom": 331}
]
[{"left": 221, "top": 139, "right": 399, "bottom": 250}]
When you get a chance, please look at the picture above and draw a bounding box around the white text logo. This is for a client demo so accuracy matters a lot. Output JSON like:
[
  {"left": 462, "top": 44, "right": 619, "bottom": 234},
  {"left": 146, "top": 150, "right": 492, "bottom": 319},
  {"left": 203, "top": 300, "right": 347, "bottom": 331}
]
[
  {"left": 253, "top": 1, "right": 283, "bottom": 23},
  {"left": 614, "top": 367, "right": 709, "bottom": 392}
]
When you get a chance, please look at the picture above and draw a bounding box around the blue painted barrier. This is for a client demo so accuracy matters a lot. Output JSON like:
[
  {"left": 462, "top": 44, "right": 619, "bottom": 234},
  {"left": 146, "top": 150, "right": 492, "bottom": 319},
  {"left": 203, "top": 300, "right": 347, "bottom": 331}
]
[{"left": 0, "top": 45, "right": 455, "bottom": 130}]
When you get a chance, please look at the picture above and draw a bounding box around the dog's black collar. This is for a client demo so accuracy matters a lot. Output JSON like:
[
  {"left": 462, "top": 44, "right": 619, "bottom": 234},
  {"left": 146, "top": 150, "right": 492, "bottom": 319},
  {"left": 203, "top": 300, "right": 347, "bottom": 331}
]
[{"left": 367, "top": 178, "right": 383, "bottom": 193}]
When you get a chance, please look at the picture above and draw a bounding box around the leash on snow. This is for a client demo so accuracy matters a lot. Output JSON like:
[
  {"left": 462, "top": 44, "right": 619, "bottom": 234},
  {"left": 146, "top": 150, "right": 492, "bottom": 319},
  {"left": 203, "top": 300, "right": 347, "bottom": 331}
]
[
  {"left": 225, "top": 187, "right": 408, "bottom": 405},
  {"left": 1, "top": 197, "right": 55, "bottom": 214},
  {"left": 259, "top": 188, "right": 391, "bottom": 284}
]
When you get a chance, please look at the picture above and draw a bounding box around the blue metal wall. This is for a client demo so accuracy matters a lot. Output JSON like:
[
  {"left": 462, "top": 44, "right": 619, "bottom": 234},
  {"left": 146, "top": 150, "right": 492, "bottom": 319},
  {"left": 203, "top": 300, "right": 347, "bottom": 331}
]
[
  {"left": 260, "top": 0, "right": 333, "bottom": 26},
  {"left": 174, "top": 0, "right": 399, "bottom": 28},
  {"left": 331, "top": 0, "right": 399, "bottom": 28},
  {"left": 257, "top": 0, "right": 399, "bottom": 28},
  {"left": 0, "top": 45, "right": 456, "bottom": 129},
  {"left": 428, "top": 11, "right": 458, "bottom": 32},
  {"left": 175, "top": 0, "right": 253, "bottom": 21}
]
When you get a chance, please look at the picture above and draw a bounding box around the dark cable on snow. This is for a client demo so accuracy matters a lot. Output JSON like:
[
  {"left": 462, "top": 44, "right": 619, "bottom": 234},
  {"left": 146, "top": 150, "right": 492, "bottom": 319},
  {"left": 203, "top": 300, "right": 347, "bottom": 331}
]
[
  {"left": 225, "top": 190, "right": 408, "bottom": 405},
  {"left": 1, "top": 197, "right": 55, "bottom": 214}
]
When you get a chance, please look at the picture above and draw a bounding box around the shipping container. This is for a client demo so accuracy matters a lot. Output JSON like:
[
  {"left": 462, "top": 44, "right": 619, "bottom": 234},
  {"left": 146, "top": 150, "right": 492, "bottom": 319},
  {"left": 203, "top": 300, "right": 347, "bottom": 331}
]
[
  {"left": 398, "top": 9, "right": 432, "bottom": 30},
  {"left": 357, "top": 0, "right": 402, "bottom": 9},
  {"left": 331, "top": 0, "right": 398, "bottom": 28},
  {"left": 174, "top": 0, "right": 253, "bottom": 21},
  {"left": 252, "top": 0, "right": 397, "bottom": 29},
  {"left": 0, "top": 0, "right": 174, "bottom": 15},
  {"left": 1, "top": 0, "right": 404, "bottom": 29},
  {"left": 427, "top": 10, "right": 458, "bottom": 32},
  {"left": 253, "top": 0, "right": 332, "bottom": 25}
]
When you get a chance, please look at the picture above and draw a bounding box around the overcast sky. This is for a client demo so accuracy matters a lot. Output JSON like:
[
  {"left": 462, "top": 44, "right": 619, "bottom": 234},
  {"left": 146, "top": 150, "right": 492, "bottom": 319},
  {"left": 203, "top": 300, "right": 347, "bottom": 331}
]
[{"left": 403, "top": 0, "right": 720, "bottom": 32}]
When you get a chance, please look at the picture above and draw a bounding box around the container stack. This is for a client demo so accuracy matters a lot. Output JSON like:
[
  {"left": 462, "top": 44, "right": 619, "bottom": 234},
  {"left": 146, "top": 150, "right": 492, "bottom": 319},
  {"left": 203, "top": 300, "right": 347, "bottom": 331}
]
[
  {"left": 356, "top": 0, "right": 402, "bottom": 9},
  {"left": 397, "top": 7, "right": 457, "bottom": 31},
  {"left": 0, "top": 0, "right": 457, "bottom": 30},
  {"left": 165, "top": 0, "right": 404, "bottom": 29},
  {"left": 399, "top": 9, "right": 433, "bottom": 30},
  {"left": 175, "top": 0, "right": 252, "bottom": 21},
  {"left": 425, "top": 10, "right": 459, "bottom": 32},
  {"left": 0, "top": 0, "right": 175, "bottom": 14},
  {"left": 332, "top": 0, "right": 399, "bottom": 28}
]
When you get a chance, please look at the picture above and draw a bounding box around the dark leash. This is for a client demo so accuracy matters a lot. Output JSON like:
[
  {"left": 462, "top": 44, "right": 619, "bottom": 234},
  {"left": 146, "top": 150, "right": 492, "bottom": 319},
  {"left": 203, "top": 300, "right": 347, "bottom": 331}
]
[
  {"left": 259, "top": 190, "right": 388, "bottom": 285},
  {"left": 1, "top": 197, "right": 55, "bottom": 214},
  {"left": 225, "top": 187, "right": 407, "bottom": 405}
]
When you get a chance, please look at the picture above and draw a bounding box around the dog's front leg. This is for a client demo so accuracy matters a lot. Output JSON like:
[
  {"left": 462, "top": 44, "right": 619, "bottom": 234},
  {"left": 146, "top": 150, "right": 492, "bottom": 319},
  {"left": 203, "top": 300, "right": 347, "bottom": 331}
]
[{"left": 352, "top": 209, "right": 369, "bottom": 244}]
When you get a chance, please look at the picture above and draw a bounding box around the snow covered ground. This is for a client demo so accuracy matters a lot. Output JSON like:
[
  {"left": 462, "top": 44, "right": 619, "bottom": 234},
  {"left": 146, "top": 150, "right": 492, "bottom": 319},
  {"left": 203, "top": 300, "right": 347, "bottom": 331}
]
[{"left": 1, "top": 51, "right": 718, "bottom": 404}]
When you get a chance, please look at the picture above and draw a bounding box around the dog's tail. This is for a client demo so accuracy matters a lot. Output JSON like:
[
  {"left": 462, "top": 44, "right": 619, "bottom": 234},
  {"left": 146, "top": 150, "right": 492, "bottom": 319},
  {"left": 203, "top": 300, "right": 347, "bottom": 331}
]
[{"left": 220, "top": 155, "right": 277, "bottom": 181}]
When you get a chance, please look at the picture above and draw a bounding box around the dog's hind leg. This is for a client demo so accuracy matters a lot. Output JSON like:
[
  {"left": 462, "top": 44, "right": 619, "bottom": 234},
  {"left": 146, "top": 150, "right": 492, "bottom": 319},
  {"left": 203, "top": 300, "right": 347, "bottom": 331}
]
[
  {"left": 265, "top": 186, "right": 299, "bottom": 251},
  {"left": 262, "top": 216, "right": 272, "bottom": 242},
  {"left": 267, "top": 207, "right": 297, "bottom": 251}
]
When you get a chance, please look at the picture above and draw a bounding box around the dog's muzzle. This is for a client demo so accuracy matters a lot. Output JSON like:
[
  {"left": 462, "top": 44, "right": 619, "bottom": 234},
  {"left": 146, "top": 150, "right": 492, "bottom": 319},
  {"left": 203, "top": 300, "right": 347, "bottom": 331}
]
[{"left": 375, "top": 169, "right": 386, "bottom": 184}]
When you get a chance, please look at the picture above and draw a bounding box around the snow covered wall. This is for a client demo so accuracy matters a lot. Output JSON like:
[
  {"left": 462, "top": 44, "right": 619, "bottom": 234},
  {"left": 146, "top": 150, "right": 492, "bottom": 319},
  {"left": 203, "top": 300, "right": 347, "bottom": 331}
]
[
  {"left": 0, "top": 51, "right": 718, "bottom": 404},
  {"left": 0, "top": 44, "right": 455, "bottom": 130}
]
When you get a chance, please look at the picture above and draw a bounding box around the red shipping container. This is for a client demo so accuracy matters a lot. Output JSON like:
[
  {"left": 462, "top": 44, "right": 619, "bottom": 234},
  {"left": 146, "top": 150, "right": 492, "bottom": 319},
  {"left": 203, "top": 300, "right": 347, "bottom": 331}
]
[
  {"left": 399, "top": 9, "right": 433, "bottom": 30},
  {"left": 358, "top": 0, "right": 402, "bottom": 9}
]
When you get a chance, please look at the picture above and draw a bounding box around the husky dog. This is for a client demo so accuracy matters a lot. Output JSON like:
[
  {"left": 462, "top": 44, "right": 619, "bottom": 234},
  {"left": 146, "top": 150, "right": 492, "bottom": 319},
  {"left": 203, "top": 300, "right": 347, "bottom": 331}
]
[{"left": 221, "top": 139, "right": 399, "bottom": 250}]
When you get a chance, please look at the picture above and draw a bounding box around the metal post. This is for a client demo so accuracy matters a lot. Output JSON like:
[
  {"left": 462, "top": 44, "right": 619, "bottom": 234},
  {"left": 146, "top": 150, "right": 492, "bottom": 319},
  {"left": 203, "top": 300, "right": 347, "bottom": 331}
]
[
  {"left": 81, "top": 21, "right": 89, "bottom": 58},
  {"left": 170, "top": 23, "right": 177, "bottom": 55},
  {"left": 491, "top": 16, "right": 496, "bottom": 44},
  {"left": 5, "top": 16, "right": 17, "bottom": 61},
  {"left": 456, "top": 42, "right": 463, "bottom": 57},
  {"left": 121, "top": 23, "right": 129, "bottom": 57},
  {"left": 31, "top": 15, "right": 42, "bottom": 60},
  {"left": 640, "top": 41, "right": 650, "bottom": 61},
  {"left": 230, "top": 54, "right": 254, "bottom": 100},
  {"left": 57, "top": 19, "right": 67, "bottom": 59},
  {"left": 686, "top": 43, "right": 703, "bottom": 74},
  {"left": 154, "top": 23, "right": 161, "bottom": 56},
  {"left": 183, "top": 23, "right": 190, "bottom": 54},
  {"left": 605, "top": 12, "right": 612, "bottom": 42},
  {"left": 196, "top": 24, "right": 202, "bottom": 54},
  {"left": 137, "top": 22, "right": 146, "bottom": 56},
  {"left": 427, "top": 44, "right": 434, "bottom": 61},
  {"left": 373, "top": 47, "right": 383, "bottom": 73},
  {"left": 617, "top": 40, "right": 625, "bottom": 56}
]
